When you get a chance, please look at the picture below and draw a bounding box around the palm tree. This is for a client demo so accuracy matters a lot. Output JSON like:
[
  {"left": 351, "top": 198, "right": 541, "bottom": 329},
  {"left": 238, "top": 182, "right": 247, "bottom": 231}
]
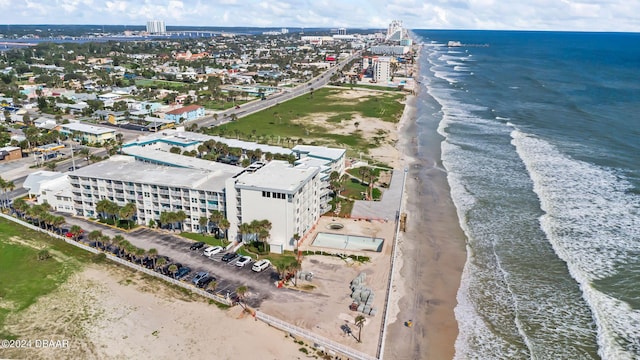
[
  {"left": 155, "top": 256, "right": 167, "bottom": 271},
  {"left": 235, "top": 285, "right": 248, "bottom": 309},
  {"left": 119, "top": 202, "right": 137, "bottom": 229},
  {"left": 87, "top": 230, "right": 103, "bottom": 247},
  {"left": 69, "top": 225, "right": 83, "bottom": 241},
  {"left": 174, "top": 210, "right": 187, "bottom": 231},
  {"left": 12, "top": 198, "right": 28, "bottom": 218},
  {"left": 134, "top": 247, "right": 146, "bottom": 264},
  {"left": 290, "top": 260, "right": 302, "bottom": 287},
  {"left": 148, "top": 248, "right": 158, "bottom": 268},
  {"left": 199, "top": 217, "right": 209, "bottom": 234},
  {"left": 168, "top": 264, "right": 179, "bottom": 278},
  {"left": 355, "top": 315, "right": 366, "bottom": 343},
  {"left": 112, "top": 234, "right": 126, "bottom": 255},
  {"left": 51, "top": 215, "right": 65, "bottom": 234},
  {"left": 217, "top": 218, "right": 230, "bottom": 240}
]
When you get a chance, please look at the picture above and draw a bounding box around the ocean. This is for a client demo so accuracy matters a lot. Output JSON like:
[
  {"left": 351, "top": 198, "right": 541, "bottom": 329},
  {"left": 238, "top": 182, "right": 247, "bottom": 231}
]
[{"left": 411, "top": 30, "right": 640, "bottom": 359}]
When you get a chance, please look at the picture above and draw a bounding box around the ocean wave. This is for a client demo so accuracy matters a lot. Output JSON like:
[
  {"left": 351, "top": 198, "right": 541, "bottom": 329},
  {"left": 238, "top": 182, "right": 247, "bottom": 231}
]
[{"left": 512, "top": 129, "right": 640, "bottom": 359}]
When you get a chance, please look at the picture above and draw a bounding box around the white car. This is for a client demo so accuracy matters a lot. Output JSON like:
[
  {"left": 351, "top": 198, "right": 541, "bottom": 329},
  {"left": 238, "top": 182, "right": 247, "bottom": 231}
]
[
  {"left": 203, "top": 246, "right": 224, "bottom": 257},
  {"left": 235, "top": 256, "right": 252, "bottom": 267},
  {"left": 251, "top": 259, "right": 271, "bottom": 272}
]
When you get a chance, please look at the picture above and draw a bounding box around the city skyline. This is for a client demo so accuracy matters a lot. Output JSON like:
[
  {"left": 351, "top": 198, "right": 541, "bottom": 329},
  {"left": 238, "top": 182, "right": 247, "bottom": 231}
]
[{"left": 0, "top": 0, "right": 638, "bottom": 33}]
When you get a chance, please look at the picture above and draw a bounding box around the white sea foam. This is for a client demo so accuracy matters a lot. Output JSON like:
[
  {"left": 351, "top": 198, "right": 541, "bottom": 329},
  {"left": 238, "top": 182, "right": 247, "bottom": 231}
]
[
  {"left": 454, "top": 65, "right": 471, "bottom": 72},
  {"left": 512, "top": 129, "right": 640, "bottom": 359}
]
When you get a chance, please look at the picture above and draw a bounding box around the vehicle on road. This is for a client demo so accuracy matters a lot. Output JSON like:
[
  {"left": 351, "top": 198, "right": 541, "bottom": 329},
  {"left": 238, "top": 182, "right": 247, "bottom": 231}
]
[
  {"left": 252, "top": 259, "right": 271, "bottom": 272},
  {"left": 175, "top": 266, "right": 192, "bottom": 279},
  {"left": 235, "top": 256, "right": 252, "bottom": 268},
  {"left": 192, "top": 271, "right": 209, "bottom": 285},
  {"left": 203, "top": 245, "right": 224, "bottom": 257},
  {"left": 221, "top": 252, "right": 239, "bottom": 262},
  {"left": 190, "top": 242, "right": 205, "bottom": 250}
]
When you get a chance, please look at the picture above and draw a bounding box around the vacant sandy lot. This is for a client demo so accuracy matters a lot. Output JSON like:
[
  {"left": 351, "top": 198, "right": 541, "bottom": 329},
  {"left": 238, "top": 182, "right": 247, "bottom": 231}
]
[
  {"left": 2, "top": 265, "right": 309, "bottom": 360},
  {"left": 260, "top": 215, "right": 396, "bottom": 357},
  {"left": 294, "top": 88, "right": 404, "bottom": 168}
]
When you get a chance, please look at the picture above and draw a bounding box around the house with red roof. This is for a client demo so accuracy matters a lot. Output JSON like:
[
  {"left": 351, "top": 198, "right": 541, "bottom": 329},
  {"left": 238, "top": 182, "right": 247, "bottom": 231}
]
[{"left": 164, "top": 104, "right": 205, "bottom": 123}]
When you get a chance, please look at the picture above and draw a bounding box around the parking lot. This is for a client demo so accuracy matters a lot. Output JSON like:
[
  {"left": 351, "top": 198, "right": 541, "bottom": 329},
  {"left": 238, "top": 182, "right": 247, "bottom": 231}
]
[{"left": 62, "top": 216, "right": 312, "bottom": 308}]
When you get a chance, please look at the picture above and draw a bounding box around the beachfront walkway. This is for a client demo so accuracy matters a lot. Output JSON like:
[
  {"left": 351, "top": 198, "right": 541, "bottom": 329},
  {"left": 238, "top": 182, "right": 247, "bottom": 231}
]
[{"left": 351, "top": 170, "right": 404, "bottom": 221}]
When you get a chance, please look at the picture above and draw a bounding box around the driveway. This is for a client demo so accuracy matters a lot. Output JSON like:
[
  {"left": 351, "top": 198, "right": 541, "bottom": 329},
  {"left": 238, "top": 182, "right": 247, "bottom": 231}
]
[{"left": 61, "top": 216, "right": 312, "bottom": 308}]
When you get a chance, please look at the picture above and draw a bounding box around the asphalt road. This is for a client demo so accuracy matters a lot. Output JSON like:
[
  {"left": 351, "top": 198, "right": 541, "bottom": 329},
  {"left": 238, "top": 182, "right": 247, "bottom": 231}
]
[{"left": 193, "top": 51, "right": 361, "bottom": 129}]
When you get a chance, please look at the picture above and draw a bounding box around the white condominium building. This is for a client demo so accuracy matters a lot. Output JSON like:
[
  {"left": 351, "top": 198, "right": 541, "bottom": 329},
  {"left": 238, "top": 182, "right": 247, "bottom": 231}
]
[
  {"left": 386, "top": 20, "right": 405, "bottom": 41},
  {"left": 373, "top": 57, "right": 391, "bottom": 83},
  {"left": 25, "top": 129, "right": 347, "bottom": 253},
  {"left": 225, "top": 161, "right": 322, "bottom": 253},
  {"left": 67, "top": 156, "right": 237, "bottom": 231}
]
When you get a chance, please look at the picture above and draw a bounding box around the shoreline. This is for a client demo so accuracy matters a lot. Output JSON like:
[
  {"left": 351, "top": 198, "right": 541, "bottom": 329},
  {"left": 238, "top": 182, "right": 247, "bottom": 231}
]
[{"left": 384, "top": 45, "right": 467, "bottom": 360}]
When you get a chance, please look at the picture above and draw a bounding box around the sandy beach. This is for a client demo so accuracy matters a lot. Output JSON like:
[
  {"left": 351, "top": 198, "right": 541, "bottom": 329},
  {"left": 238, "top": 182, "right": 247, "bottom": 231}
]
[{"left": 382, "top": 55, "right": 467, "bottom": 360}]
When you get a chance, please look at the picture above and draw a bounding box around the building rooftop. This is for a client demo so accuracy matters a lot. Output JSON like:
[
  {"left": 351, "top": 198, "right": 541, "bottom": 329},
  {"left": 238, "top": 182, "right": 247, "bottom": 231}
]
[
  {"left": 61, "top": 122, "right": 116, "bottom": 135},
  {"left": 23, "top": 171, "right": 67, "bottom": 195},
  {"left": 70, "top": 156, "right": 236, "bottom": 192},
  {"left": 124, "top": 129, "right": 211, "bottom": 147},
  {"left": 235, "top": 160, "right": 319, "bottom": 193},
  {"left": 122, "top": 146, "right": 243, "bottom": 174},
  {"left": 124, "top": 129, "right": 292, "bottom": 156},
  {"left": 292, "top": 144, "right": 346, "bottom": 161},
  {"left": 166, "top": 104, "right": 203, "bottom": 115}
]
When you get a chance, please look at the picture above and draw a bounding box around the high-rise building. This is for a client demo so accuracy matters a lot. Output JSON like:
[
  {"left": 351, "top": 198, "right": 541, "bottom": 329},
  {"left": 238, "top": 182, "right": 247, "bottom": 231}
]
[
  {"left": 146, "top": 20, "right": 166, "bottom": 34},
  {"left": 338, "top": 28, "right": 347, "bottom": 35},
  {"left": 386, "top": 20, "right": 405, "bottom": 41},
  {"left": 373, "top": 57, "right": 391, "bottom": 83}
]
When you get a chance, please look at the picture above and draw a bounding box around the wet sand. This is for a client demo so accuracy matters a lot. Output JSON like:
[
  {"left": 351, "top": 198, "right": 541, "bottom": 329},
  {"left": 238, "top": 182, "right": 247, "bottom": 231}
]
[{"left": 383, "top": 58, "right": 467, "bottom": 360}]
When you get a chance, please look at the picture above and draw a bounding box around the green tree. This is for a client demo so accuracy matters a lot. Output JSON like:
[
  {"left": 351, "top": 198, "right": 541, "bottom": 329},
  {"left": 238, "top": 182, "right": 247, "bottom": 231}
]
[
  {"left": 119, "top": 202, "right": 137, "bottom": 229},
  {"left": 69, "top": 224, "right": 83, "bottom": 241},
  {"left": 168, "top": 264, "right": 179, "bottom": 278}
]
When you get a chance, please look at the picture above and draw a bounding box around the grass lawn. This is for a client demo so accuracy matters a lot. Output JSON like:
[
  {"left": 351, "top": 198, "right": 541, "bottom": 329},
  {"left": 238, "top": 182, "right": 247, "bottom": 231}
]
[
  {"left": 334, "top": 83, "right": 405, "bottom": 92},
  {"left": 135, "top": 79, "right": 189, "bottom": 90},
  {"left": 206, "top": 87, "right": 405, "bottom": 152},
  {"left": 200, "top": 99, "right": 251, "bottom": 110},
  {"left": 180, "top": 232, "right": 229, "bottom": 247},
  {"left": 0, "top": 218, "right": 90, "bottom": 338},
  {"left": 342, "top": 178, "right": 370, "bottom": 200}
]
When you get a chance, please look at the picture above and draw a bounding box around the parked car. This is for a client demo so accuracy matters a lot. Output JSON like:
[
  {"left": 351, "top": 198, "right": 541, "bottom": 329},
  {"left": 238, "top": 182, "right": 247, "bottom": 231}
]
[
  {"left": 221, "top": 252, "right": 239, "bottom": 262},
  {"left": 175, "top": 266, "right": 192, "bottom": 279},
  {"left": 235, "top": 256, "right": 252, "bottom": 268},
  {"left": 252, "top": 259, "right": 271, "bottom": 272},
  {"left": 196, "top": 275, "right": 216, "bottom": 289},
  {"left": 203, "top": 245, "right": 224, "bottom": 257},
  {"left": 190, "top": 242, "right": 205, "bottom": 250},
  {"left": 192, "top": 271, "right": 209, "bottom": 285}
]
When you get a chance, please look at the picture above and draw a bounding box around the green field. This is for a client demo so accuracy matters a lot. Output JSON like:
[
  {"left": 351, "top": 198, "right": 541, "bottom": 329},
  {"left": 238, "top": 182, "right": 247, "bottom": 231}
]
[
  {"left": 0, "top": 219, "right": 90, "bottom": 338},
  {"left": 135, "top": 79, "right": 189, "bottom": 89},
  {"left": 207, "top": 88, "right": 405, "bottom": 152}
]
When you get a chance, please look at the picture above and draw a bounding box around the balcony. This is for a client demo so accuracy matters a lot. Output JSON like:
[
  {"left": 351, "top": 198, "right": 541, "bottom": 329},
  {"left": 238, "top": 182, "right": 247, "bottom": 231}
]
[{"left": 158, "top": 190, "right": 170, "bottom": 195}]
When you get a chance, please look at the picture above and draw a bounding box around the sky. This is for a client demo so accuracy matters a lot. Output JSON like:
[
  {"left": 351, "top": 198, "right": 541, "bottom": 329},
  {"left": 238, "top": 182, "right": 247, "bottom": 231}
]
[{"left": 1, "top": 0, "right": 638, "bottom": 32}]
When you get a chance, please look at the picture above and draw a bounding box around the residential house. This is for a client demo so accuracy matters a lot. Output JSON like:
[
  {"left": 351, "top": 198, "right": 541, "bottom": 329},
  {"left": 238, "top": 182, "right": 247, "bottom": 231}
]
[
  {"left": 60, "top": 122, "right": 117, "bottom": 144},
  {"left": 164, "top": 105, "right": 205, "bottom": 123}
]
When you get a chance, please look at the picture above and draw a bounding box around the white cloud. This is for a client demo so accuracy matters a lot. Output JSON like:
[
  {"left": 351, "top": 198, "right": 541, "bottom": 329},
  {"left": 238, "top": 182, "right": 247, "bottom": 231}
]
[{"left": 0, "top": 0, "right": 637, "bottom": 32}]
